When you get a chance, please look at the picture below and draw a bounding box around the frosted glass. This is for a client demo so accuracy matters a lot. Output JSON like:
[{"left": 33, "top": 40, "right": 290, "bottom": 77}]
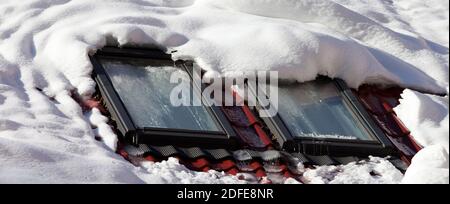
[
  {"left": 275, "top": 80, "right": 375, "bottom": 141},
  {"left": 100, "top": 58, "right": 221, "bottom": 132}
]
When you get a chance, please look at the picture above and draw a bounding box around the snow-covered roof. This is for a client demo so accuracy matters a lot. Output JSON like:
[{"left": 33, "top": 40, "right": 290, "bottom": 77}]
[
  {"left": 109, "top": 83, "right": 414, "bottom": 184},
  {"left": 0, "top": 0, "right": 448, "bottom": 184}
]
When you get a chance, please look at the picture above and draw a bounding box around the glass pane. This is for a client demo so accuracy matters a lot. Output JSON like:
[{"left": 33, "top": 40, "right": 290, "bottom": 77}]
[
  {"left": 274, "top": 79, "right": 375, "bottom": 141},
  {"left": 99, "top": 57, "right": 221, "bottom": 132}
]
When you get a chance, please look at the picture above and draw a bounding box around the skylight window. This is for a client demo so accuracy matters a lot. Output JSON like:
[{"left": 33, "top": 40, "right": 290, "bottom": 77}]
[
  {"left": 248, "top": 77, "right": 394, "bottom": 157},
  {"left": 99, "top": 58, "right": 220, "bottom": 132},
  {"left": 276, "top": 79, "right": 375, "bottom": 141},
  {"left": 91, "top": 47, "right": 237, "bottom": 148}
]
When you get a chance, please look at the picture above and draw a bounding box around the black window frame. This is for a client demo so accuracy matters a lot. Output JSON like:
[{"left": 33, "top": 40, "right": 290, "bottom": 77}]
[
  {"left": 247, "top": 77, "right": 395, "bottom": 157},
  {"left": 90, "top": 47, "right": 238, "bottom": 149}
]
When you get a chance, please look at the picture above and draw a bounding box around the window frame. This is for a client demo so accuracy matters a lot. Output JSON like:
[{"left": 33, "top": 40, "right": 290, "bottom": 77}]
[
  {"left": 247, "top": 77, "right": 395, "bottom": 157},
  {"left": 90, "top": 47, "right": 238, "bottom": 149}
]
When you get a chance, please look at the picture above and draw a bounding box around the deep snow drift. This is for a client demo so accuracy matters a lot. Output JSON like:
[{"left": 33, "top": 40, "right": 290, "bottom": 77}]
[{"left": 0, "top": 0, "right": 448, "bottom": 183}]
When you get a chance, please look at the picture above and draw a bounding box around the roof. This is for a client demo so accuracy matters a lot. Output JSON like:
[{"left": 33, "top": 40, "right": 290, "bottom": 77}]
[
  {"left": 76, "top": 84, "right": 418, "bottom": 184},
  {"left": 355, "top": 85, "right": 422, "bottom": 162}
]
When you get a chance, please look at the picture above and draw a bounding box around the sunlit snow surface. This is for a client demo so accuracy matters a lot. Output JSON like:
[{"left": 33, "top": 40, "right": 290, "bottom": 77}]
[{"left": 0, "top": 0, "right": 448, "bottom": 183}]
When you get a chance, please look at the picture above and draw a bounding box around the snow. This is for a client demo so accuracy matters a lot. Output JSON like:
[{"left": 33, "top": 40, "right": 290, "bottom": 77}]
[
  {"left": 303, "top": 157, "right": 404, "bottom": 184},
  {"left": 393, "top": 0, "right": 449, "bottom": 46},
  {"left": 396, "top": 91, "right": 449, "bottom": 150},
  {"left": 0, "top": 0, "right": 448, "bottom": 183},
  {"left": 138, "top": 158, "right": 245, "bottom": 184},
  {"left": 402, "top": 145, "right": 449, "bottom": 184},
  {"left": 85, "top": 108, "right": 117, "bottom": 151}
]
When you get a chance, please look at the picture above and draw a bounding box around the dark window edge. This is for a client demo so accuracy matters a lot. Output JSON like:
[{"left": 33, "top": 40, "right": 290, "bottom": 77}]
[{"left": 90, "top": 47, "right": 239, "bottom": 149}]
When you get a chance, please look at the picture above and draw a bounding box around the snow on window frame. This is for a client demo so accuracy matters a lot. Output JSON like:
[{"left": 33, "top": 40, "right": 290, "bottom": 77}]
[{"left": 90, "top": 46, "right": 238, "bottom": 149}]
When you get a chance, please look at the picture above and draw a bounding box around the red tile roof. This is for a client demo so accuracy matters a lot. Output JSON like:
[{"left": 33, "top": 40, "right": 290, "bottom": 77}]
[
  {"left": 355, "top": 85, "right": 421, "bottom": 163},
  {"left": 77, "top": 84, "right": 416, "bottom": 183}
]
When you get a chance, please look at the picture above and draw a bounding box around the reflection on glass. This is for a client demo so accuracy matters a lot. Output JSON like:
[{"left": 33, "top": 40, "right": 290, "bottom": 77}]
[
  {"left": 275, "top": 80, "right": 374, "bottom": 141},
  {"left": 100, "top": 58, "right": 220, "bottom": 132}
]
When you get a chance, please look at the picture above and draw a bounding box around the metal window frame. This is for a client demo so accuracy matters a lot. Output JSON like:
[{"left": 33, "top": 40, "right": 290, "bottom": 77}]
[
  {"left": 90, "top": 47, "right": 238, "bottom": 149},
  {"left": 248, "top": 77, "right": 395, "bottom": 157}
]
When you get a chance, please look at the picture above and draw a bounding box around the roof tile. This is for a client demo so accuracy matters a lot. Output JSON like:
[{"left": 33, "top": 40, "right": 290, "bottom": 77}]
[
  {"left": 205, "top": 149, "right": 233, "bottom": 160},
  {"left": 372, "top": 114, "right": 409, "bottom": 137},
  {"left": 189, "top": 158, "right": 210, "bottom": 170},
  {"left": 213, "top": 159, "right": 237, "bottom": 171},
  {"left": 233, "top": 126, "right": 268, "bottom": 149},
  {"left": 150, "top": 145, "right": 179, "bottom": 158},
  {"left": 388, "top": 137, "right": 417, "bottom": 157},
  {"left": 221, "top": 106, "right": 252, "bottom": 127},
  {"left": 179, "top": 147, "right": 206, "bottom": 159}
]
